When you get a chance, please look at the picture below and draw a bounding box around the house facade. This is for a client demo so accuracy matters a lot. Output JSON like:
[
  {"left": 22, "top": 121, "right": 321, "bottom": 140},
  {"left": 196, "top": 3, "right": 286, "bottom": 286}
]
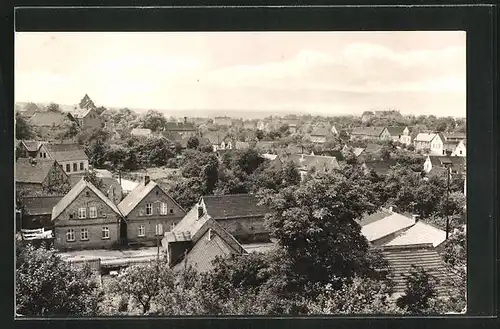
[
  {"left": 386, "top": 127, "right": 411, "bottom": 145},
  {"left": 69, "top": 108, "right": 102, "bottom": 130},
  {"left": 414, "top": 133, "right": 446, "bottom": 155},
  {"left": 16, "top": 158, "right": 70, "bottom": 197},
  {"left": 41, "top": 143, "right": 89, "bottom": 175},
  {"left": 444, "top": 140, "right": 466, "bottom": 157},
  {"left": 51, "top": 179, "right": 122, "bottom": 250},
  {"left": 350, "top": 127, "right": 391, "bottom": 141},
  {"left": 17, "top": 141, "right": 46, "bottom": 158},
  {"left": 117, "top": 177, "right": 186, "bottom": 246},
  {"left": 204, "top": 132, "right": 233, "bottom": 152},
  {"left": 309, "top": 126, "right": 330, "bottom": 144}
]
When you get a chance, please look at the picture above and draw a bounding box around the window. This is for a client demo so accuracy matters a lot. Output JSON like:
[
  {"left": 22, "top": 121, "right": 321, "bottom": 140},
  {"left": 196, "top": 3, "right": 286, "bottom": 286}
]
[
  {"left": 102, "top": 227, "right": 109, "bottom": 239},
  {"left": 89, "top": 206, "right": 97, "bottom": 218},
  {"left": 66, "top": 229, "right": 75, "bottom": 242},
  {"left": 169, "top": 209, "right": 174, "bottom": 214},
  {"left": 170, "top": 222, "right": 176, "bottom": 231},
  {"left": 160, "top": 202, "right": 167, "bottom": 215},
  {"left": 73, "top": 163, "right": 78, "bottom": 172},
  {"left": 146, "top": 203, "right": 152, "bottom": 216},
  {"left": 80, "top": 162, "right": 84, "bottom": 170},
  {"left": 66, "top": 164, "right": 71, "bottom": 172},
  {"left": 207, "top": 228, "right": 212, "bottom": 241},
  {"left": 78, "top": 207, "right": 86, "bottom": 219},
  {"left": 155, "top": 223, "right": 163, "bottom": 236},
  {"left": 80, "top": 228, "right": 89, "bottom": 240},
  {"left": 138, "top": 225, "right": 145, "bottom": 237},
  {"left": 39, "top": 152, "right": 42, "bottom": 157},
  {"left": 43, "top": 153, "right": 47, "bottom": 158}
]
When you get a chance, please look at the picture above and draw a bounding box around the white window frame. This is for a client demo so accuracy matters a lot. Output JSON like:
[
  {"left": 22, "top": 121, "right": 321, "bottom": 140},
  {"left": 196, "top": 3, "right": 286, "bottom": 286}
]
[
  {"left": 155, "top": 223, "right": 163, "bottom": 236},
  {"left": 170, "top": 222, "right": 176, "bottom": 232},
  {"left": 66, "top": 229, "right": 75, "bottom": 242},
  {"left": 78, "top": 207, "right": 86, "bottom": 219},
  {"left": 138, "top": 225, "right": 145, "bottom": 237},
  {"left": 160, "top": 202, "right": 168, "bottom": 215},
  {"left": 102, "top": 226, "right": 110, "bottom": 239},
  {"left": 89, "top": 206, "right": 97, "bottom": 218},
  {"left": 146, "top": 203, "right": 153, "bottom": 216},
  {"left": 80, "top": 228, "right": 89, "bottom": 241}
]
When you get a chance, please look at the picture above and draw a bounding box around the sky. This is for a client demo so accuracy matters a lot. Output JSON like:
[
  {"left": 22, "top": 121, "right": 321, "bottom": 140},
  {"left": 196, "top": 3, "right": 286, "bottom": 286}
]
[{"left": 15, "top": 31, "right": 466, "bottom": 117}]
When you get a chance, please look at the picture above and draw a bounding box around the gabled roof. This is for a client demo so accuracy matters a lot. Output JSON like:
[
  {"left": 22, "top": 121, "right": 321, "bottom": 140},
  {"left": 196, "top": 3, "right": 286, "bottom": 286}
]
[
  {"left": 363, "top": 159, "right": 398, "bottom": 176},
  {"left": 130, "top": 128, "right": 153, "bottom": 137},
  {"left": 360, "top": 209, "right": 415, "bottom": 242},
  {"left": 351, "top": 127, "right": 386, "bottom": 137},
  {"left": 379, "top": 244, "right": 454, "bottom": 295},
  {"left": 317, "top": 150, "right": 345, "bottom": 161},
  {"left": 21, "top": 195, "right": 63, "bottom": 216},
  {"left": 69, "top": 108, "right": 93, "bottom": 119},
  {"left": 29, "top": 111, "right": 70, "bottom": 127},
  {"left": 44, "top": 143, "right": 88, "bottom": 162},
  {"left": 386, "top": 126, "right": 407, "bottom": 136},
  {"left": 260, "top": 153, "right": 278, "bottom": 161},
  {"left": 203, "top": 131, "right": 228, "bottom": 144},
  {"left": 202, "top": 194, "right": 269, "bottom": 219},
  {"left": 385, "top": 221, "right": 447, "bottom": 247},
  {"left": 16, "top": 158, "right": 60, "bottom": 184},
  {"left": 414, "top": 133, "right": 437, "bottom": 142},
  {"left": 428, "top": 156, "right": 466, "bottom": 167},
  {"left": 288, "top": 154, "right": 340, "bottom": 172},
  {"left": 353, "top": 147, "right": 365, "bottom": 157},
  {"left": 364, "top": 143, "right": 383, "bottom": 154},
  {"left": 51, "top": 178, "right": 121, "bottom": 220},
  {"left": 21, "top": 140, "right": 44, "bottom": 152},
  {"left": 443, "top": 132, "right": 466, "bottom": 140}
]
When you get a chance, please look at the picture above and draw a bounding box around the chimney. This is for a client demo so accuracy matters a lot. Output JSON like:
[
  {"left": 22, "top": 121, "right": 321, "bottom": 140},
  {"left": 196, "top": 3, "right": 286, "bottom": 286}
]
[
  {"left": 197, "top": 205, "right": 204, "bottom": 219},
  {"left": 144, "top": 175, "right": 150, "bottom": 186},
  {"left": 412, "top": 214, "right": 420, "bottom": 222}
]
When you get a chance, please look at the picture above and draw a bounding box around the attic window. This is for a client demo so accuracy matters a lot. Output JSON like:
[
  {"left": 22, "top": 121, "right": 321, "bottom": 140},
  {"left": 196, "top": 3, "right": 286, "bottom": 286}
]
[
  {"left": 156, "top": 191, "right": 159, "bottom": 196},
  {"left": 207, "top": 228, "right": 212, "bottom": 241},
  {"left": 169, "top": 209, "right": 174, "bottom": 214},
  {"left": 85, "top": 191, "right": 90, "bottom": 197}
]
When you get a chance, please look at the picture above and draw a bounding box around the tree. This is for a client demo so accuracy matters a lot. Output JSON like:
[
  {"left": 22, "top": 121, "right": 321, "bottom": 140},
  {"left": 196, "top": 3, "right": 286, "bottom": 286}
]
[
  {"left": 79, "top": 94, "right": 96, "bottom": 110},
  {"left": 16, "top": 242, "right": 102, "bottom": 316},
  {"left": 15, "top": 112, "right": 35, "bottom": 140},
  {"left": 187, "top": 136, "right": 200, "bottom": 149},
  {"left": 95, "top": 106, "right": 107, "bottom": 115},
  {"left": 260, "top": 172, "right": 382, "bottom": 295},
  {"left": 110, "top": 261, "right": 174, "bottom": 314},
  {"left": 46, "top": 103, "right": 61, "bottom": 112},
  {"left": 255, "top": 130, "right": 264, "bottom": 140},
  {"left": 396, "top": 266, "right": 438, "bottom": 314},
  {"left": 139, "top": 110, "right": 167, "bottom": 132},
  {"left": 83, "top": 170, "right": 104, "bottom": 189}
]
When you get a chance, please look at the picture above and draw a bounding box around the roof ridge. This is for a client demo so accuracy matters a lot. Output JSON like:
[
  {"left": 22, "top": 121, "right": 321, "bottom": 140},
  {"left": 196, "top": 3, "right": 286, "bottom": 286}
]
[{"left": 378, "top": 243, "right": 435, "bottom": 251}]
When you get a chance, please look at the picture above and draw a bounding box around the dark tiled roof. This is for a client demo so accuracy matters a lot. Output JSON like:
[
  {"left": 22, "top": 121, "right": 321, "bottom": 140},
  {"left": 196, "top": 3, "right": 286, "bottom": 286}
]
[
  {"left": 21, "top": 195, "right": 63, "bottom": 215},
  {"left": 316, "top": 150, "right": 345, "bottom": 161},
  {"left": 428, "top": 156, "right": 466, "bottom": 168},
  {"left": 45, "top": 143, "right": 88, "bottom": 162},
  {"left": 351, "top": 127, "right": 386, "bottom": 137},
  {"left": 16, "top": 158, "right": 59, "bottom": 184},
  {"left": 364, "top": 159, "right": 398, "bottom": 176},
  {"left": 21, "top": 140, "right": 44, "bottom": 152},
  {"left": 203, "top": 131, "right": 228, "bottom": 145},
  {"left": 165, "top": 122, "right": 196, "bottom": 131},
  {"left": 69, "top": 108, "right": 92, "bottom": 119},
  {"left": 386, "top": 126, "right": 407, "bottom": 136},
  {"left": 288, "top": 154, "right": 340, "bottom": 172},
  {"left": 29, "top": 111, "right": 70, "bottom": 127},
  {"left": 202, "top": 194, "right": 269, "bottom": 219},
  {"left": 310, "top": 126, "right": 330, "bottom": 137},
  {"left": 379, "top": 244, "right": 455, "bottom": 295},
  {"left": 364, "top": 143, "right": 384, "bottom": 154}
]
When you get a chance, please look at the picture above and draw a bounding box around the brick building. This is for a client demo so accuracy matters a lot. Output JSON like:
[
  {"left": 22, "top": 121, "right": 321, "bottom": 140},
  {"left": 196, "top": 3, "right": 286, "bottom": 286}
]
[
  {"left": 39, "top": 143, "right": 89, "bottom": 175},
  {"left": 51, "top": 178, "right": 122, "bottom": 250},
  {"left": 117, "top": 177, "right": 186, "bottom": 246},
  {"left": 15, "top": 158, "right": 70, "bottom": 197}
]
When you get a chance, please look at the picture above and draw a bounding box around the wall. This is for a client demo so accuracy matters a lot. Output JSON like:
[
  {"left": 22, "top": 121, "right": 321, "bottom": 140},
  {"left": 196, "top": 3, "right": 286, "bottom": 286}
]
[
  {"left": 16, "top": 182, "right": 43, "bottom": 197},
  {"left": 82, "top": 109, "right": 103, "bottom": 130},
  {"left": 216, "top": 216, "right": 269, "bottom": 243},
  {"left": 59, "top": 159, "right": 89, "bottom": 174},
  {"left": 43, "top": 162, "right": 70, "bottom": 189},
  {"left": 125, "top": 184, "right": 185, "bottom": 245},
  {"left": 54, "top": 186, "right": 121, "bottom": 250}
]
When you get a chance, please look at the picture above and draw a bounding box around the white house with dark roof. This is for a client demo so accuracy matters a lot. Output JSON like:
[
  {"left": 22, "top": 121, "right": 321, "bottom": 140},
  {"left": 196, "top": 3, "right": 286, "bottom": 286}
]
[
  {"left": 39, "top": 143, "right": 89, "bottom": 174},
  {"left": 386, "top": 126, "right": 411, "bottom": 145},
  {"left": 117, "top": 176, "right": 186, "bottom": 246},
  {"left": 51, "top": 178, "right": 122, "bottom": 250},
  {"left": 414, "top": 133, "right": 446, "bottom": 155}
]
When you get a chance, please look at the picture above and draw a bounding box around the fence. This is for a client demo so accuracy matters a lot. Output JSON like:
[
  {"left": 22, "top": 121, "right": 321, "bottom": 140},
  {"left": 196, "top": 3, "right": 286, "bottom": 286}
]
[{"left": 21, "top": 228, "right": 53, "bottom": 241}]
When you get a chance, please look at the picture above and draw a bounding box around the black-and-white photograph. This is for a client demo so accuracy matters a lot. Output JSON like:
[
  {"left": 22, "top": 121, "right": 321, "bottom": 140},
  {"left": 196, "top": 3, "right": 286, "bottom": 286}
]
[{"left": 15, "top": 31, "right": 466, "bottom": 317}]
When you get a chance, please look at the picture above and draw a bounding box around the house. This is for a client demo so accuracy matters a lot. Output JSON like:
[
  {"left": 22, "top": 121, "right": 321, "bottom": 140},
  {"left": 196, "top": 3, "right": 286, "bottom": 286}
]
[
  {"left": 213, "top": 117, "right": 233, "bottom": 126},
  {"left": 443, "top": 140, "right": 466, "bottom": 157},
  {"left": 309, "top": 126, "right": 331, "bottom": 144},
  {"left": 28, "top": 111, "right": 72, "bottom": 128},
  {"left": 234, "top": 141, "right": 250, "bottom": 150},
  {"left": 443, "top": 132, "right": 466, "bottom": 143},
  {"left": 18, "top": 195, "right": 63, "bottom": 230},
  {"left": 130, "top": 128, "right": 154, "bottom": 138},
  {"left": 285, "top": 119, "right": 300, "bottom": 134},
  {"left": 243, "top": 121, "right": 256, "bottom": 130},
  {"left": 385, "top": 221, "right": 447, "bottom": 248},
  {"left": 69, "top": 107, "right": 103, "bottom": 130},
  {"left": 17, "top": 140, "right": 46, "bottom": 158},
  {"left": 117, "top": 176, "right": 186, "bottom": 246},
  {"left": 164, "top": 119, "right": 197, "bottom": 137},
  {"left": 423, "top": 156, "right": 466, "bottom": 176},
  {"left": 203, "top": 131, "right": 233, "bottom": 152},
  {"left": 17, "top": 103, "right": 40, "bottom": 118},
  {"left": 287, "top": 154, "right": 340, "bottom": 180},
  {"left": 51, "top": 178, "right": 123, "bottom": 250},
  {"left": 256, "top": 120, "right": 266, "bottom": 131},
  {"left": 16, "top": 158, "right": 70, "bottom": 197},
  {"left": 183, "top": 194, "right": 271, "bottom": 243},
  {"left": 162, "top": 206, "right": 247, "bottom": 273},
  {"left": 359, "top": 208, "right": 417, "bottom": 246},
  {"left": 260, "top": 153, "right": 278, "bottom": 161},
  {"left": 254, "top": 140, "right": 275, "bottom": 153},
  {"left": 361, "top": 159, "right": 398, "bottom": 176},
  {"left": 413, "top": 133, "right": 446, "bottom": 155},
  {"left": 330, "top": 125, "right": 339, "bottom": 135},
  {"left": 350, "top": 127, "right": 391, "bottom": 141},
  {"left": 379, "top": 244, "right": 455, "bottom": 297},
  {"left": 40, "top": 143, "right": 89, "bottom": 175},
  {"left": 386, "top": 126, "right": 411, "bottom": 145}
]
